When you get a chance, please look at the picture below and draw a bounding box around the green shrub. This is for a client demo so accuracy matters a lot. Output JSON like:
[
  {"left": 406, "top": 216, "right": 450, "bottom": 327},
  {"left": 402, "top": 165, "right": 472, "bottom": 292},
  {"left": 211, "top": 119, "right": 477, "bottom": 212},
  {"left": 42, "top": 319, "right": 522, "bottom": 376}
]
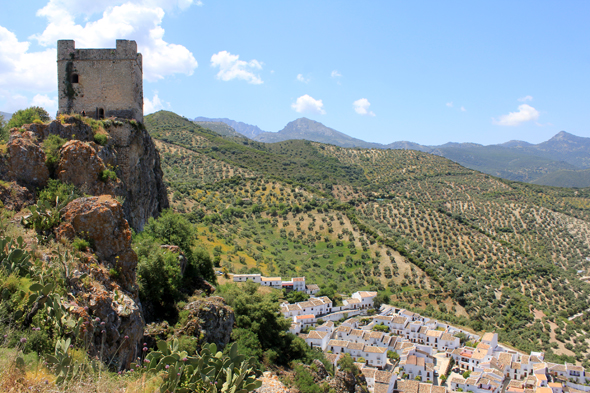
[
  {"left": 72, "top": 237, "right": 90, "bottom": 252},
  {"left": 42, "top": 135, "right": 67, "bottom": 176},
  {"left": 98, "top": 168, "right": 117, "bottom": 182},
  {"left": 135, "top": 238, "right": 183, "bottom": 321},
  {"left": 93, "top": 133, "right": 108, "bottom": 146},
  {"left": 108, "top": 267, "right": 120, "bottom": 279},
  {"left": 37, "top": 179, "right": 81, "bottom": 206},
  {"left": 7, "top": 106, "right": 50, "bottom": 129}
]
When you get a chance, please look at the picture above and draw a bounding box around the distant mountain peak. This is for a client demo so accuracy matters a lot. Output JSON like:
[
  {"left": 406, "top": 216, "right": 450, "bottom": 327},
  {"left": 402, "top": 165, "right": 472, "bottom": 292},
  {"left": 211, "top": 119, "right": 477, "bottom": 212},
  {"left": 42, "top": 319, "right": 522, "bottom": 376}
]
[{"left": 550, "top": 131, "right": 577, "bottom": 141}]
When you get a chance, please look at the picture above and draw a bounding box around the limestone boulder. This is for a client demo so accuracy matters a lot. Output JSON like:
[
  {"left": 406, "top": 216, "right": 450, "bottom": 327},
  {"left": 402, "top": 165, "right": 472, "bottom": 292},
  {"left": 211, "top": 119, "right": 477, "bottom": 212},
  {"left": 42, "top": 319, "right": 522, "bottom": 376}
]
[
  {"left": 0, "top": 181, "right": 34, "bottom": 210},
  {"left": 56, "top": 140, "right": 121, "bottom": 196},
  {"left": 70, "top": 286, "right": 144, "bottom": 369},
  {"left": 176, "top": 296, "right": 234, "bottom": 349},
  {"left": 29, "top": 116, "right": 94, "bottom": 142},
  {"left": 56, "top": 195, "right": 137, "bottom": 289},
  {"left": 5, "top": 131, "right": 49, "bottom": 190}
]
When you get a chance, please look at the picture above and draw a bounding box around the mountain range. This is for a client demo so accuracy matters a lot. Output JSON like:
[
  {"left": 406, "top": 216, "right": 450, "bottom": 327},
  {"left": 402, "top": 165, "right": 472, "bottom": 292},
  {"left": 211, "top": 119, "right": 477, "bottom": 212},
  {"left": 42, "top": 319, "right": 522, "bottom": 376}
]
[
  {"left": 0, "top": 111, "right": 11, "bottom": 120},
  {"left": 194, "top": 116, "right": 590, "bottom": 188}
]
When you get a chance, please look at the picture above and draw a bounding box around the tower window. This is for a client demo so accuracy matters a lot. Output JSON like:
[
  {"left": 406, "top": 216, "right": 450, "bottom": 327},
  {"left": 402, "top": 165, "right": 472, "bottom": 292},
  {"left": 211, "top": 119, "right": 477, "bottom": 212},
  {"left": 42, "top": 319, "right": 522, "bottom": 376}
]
[{"left": 71, "top": 74, "right": 79, "bottom": 83}]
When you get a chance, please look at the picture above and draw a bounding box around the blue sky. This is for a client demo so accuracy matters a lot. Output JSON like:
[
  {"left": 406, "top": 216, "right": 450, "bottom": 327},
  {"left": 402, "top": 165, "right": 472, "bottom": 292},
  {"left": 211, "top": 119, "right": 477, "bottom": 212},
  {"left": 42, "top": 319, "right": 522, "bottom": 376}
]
[{"left": 0, "top": 1, "right": 589, "bottom": 145}]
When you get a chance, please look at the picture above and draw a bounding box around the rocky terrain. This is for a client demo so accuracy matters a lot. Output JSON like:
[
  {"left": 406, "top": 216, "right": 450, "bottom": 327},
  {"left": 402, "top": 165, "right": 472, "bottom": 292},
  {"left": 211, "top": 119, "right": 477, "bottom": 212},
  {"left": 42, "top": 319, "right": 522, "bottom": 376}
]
[{"left": 3, "top": 115, "right": 169, "bottom": 231}]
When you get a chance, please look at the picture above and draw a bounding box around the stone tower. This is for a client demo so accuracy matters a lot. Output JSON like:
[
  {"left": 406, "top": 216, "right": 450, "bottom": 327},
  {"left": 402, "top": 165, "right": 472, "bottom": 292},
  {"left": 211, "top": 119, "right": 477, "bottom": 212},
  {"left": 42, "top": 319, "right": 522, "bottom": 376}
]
[{"left": 57, "top": 40, "right": 143, "bottom": 123}]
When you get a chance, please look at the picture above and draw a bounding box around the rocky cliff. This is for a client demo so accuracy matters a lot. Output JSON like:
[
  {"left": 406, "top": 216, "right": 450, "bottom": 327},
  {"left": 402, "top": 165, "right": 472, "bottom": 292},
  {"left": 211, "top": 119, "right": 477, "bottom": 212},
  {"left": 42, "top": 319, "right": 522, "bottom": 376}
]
[
  {"left": 57, "top": 195, "right": 144, "bottom": 368},
  {"left": 1, "top": 115, "right": 168, "bottom": 231}
]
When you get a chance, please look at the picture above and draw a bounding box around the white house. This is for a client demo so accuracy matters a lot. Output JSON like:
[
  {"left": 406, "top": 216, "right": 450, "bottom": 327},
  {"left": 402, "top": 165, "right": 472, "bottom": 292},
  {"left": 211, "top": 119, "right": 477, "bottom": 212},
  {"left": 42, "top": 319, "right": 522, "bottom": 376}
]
[
  {"left": 260, "top": 276, "right": 282, "bottom": 289},
  {"left": 352, "top": 291, "right": 378, "bottom": 309},
  {"left": 292, "top": 277, "right": 306, "bottom": 291},
  {"left": 233, "top": 274, "right": 262, "bottom": 283},
  {"left": 304, "top": 330, "right": 330, "bottom": 351},
  {"left": 294, "top": 314, "right": 316, "bottom": 327},
  {"left": 280, "top": 303, "right": 303, "bottom": 317},
  {"left": 374, "top": 370, "right": 396, "bottom": 393},
  {"left": 481, "top": 332, "right": 498, "bottom": 350},
  {"left": 362, "top": 345, "right": 388, "bottom": 369},
  {"left": 327, "top": 339, "right": 349, "bottom": 354}
]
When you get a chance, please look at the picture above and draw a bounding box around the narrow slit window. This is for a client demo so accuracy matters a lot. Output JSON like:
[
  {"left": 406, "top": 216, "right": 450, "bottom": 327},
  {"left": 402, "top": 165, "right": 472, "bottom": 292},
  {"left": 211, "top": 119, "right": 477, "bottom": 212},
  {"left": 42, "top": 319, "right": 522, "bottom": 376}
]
[
  {"left": 71, "top": 74, "right": 79, "bottom": 83},
  {"left": 98, "top": 108, "right": 105, "bottom": 119}
]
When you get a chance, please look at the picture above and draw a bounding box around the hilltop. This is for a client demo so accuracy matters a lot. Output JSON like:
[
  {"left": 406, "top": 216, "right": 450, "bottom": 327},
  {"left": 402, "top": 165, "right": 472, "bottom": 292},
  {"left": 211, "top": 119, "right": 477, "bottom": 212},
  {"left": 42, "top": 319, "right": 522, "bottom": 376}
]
[
  {"left": 146, "top": 109, "right": 590, "bottom": 365},
  {"left": 194, "top": 116, "right": 267, "bottom": 138},
  {"left": 196, "top": 115, "right": 590, "bottom": 187}
]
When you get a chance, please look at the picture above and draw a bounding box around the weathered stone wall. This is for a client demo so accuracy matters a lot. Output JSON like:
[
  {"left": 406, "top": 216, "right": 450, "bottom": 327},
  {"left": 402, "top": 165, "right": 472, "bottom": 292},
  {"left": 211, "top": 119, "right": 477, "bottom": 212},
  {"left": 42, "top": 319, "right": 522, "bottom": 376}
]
[{"left": 57, "top": 40, "right": 143, "bottom": 122}]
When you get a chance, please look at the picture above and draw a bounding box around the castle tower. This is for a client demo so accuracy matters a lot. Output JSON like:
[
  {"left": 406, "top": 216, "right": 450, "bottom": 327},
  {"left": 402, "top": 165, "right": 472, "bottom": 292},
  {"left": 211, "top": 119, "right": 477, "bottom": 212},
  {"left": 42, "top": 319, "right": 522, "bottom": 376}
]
[{"left": 57, "top": 40, "right": 143, "bottom": 122}]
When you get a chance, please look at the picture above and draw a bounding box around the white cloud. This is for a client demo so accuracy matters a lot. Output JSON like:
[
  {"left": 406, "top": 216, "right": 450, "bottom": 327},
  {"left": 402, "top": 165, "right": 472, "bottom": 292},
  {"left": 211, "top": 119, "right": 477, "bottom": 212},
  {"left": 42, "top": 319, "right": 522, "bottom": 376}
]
[
  {"left": 31, "top": 94, "right": 58, "bottom": 114},
  {"left": 331, "top": 70, "right": 342, "bottom": 78},
  {"left": 0, "top": 26, "right": 56, "bottom": 92},
  {"left": 211, "top": 51, "right": 263, "bottom": 84},
  {"left": 518, "top": 95, "right": 533, "bottom": 102},
  {"left": 30, "top": 1, "right": 198, "bottom": 82},
  {"left": 296, "top": 74, "right": 309, "bottom": 83},
  {"left": 0, "top": 91, "right": 28, "bottom": 113},
  {"left": 493, "top": 104, "right": 540, "bottom": 126},
  {"left": 144, "top": 91, "right": 168, "bottom": 114},
  {"left": 291, "top": 94, "right": 326, "bottom": 115},
  {"left": 353, "top": 98, "right": 375, "bottom": 116},
  {"left": 460, "top": 106, "right": 466, "bottom": 112},
  {"left": 446, "top": 102, "right": 453, "bottom": 108}
]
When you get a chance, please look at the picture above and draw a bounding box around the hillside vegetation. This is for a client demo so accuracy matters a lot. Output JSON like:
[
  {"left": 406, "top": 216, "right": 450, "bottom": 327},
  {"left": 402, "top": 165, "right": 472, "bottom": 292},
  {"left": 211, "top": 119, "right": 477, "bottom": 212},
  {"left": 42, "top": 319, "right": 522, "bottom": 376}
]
[{"left": 146, "top": 110, "right": 590, "bottom": 366}]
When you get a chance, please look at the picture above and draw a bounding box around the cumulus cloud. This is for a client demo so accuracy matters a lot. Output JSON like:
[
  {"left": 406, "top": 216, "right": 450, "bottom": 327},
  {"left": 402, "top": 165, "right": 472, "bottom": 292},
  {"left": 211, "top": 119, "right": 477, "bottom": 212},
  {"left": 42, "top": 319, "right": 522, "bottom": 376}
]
[
  {"left": 353, "top": 98, "right": 375, "bottom": 116},
  {"left": 31, "top": 94, "right": 58, "bottom": 114},
  {"left": 30, "top": 1, "right": 198, "bottom": 82},
  {"left": 296, "top": 74, "right": 309, "bottom": 83},
  {"left": 518, "top": 95, "right": 533, "bottom": 102},
  {"left": 446, "top": 102, "right": 453, "bottom": 108},
  {"left": 460, "top": 106, "right": 466, "bottom": 112},
  {"left": 144, "top": 91, "right": 168, "bottom": 114},
  {"left": 331, "top": 70, "right": 342, "bottom": 78},
  {"left": 493, "top": 104, "right": 540, "bottom": 126},
  {"left": 0, "top": 26, "right": 56, "bottom": 92},
  {"left": 291, "top": 94, "right": 326, "bottom": 115},
  {"left": 211, "top": 51, "right": 263, "bottom": 84}
]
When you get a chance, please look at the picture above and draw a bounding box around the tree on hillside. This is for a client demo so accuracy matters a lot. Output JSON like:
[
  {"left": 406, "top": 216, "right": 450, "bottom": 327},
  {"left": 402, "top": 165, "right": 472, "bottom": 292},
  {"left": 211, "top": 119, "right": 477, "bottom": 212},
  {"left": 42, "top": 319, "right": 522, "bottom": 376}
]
[
  {"left": 7, "top": 106, "right": 51, "bottom": 129},
  {"left": 142, "top": 210, "right": 216, "bottom": 285}
]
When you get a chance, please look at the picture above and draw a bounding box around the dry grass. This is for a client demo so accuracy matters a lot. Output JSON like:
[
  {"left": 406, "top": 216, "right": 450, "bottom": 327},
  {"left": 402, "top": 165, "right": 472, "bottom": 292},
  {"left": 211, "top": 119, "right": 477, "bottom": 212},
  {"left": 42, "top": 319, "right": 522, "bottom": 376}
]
[{"left": 0, "top": 346, "right": 161, "bottom": 393}]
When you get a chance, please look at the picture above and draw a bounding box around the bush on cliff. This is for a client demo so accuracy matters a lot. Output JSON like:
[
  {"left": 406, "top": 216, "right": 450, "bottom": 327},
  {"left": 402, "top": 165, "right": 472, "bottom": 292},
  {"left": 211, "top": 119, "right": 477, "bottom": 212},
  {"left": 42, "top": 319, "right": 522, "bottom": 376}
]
[
  {"left": 143, "top": 210, "right": 216, "bottom": 285},
  {"left": 135, "top": 237, "right": 183, "bottom": 321},
  {"left": 7, "top": 107, "right": 50, "bottom": 129}
]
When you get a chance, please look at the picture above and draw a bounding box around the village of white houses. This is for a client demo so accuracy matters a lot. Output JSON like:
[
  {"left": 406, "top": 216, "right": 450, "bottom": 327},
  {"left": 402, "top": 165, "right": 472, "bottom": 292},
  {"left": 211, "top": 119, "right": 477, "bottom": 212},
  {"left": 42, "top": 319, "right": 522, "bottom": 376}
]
[{"left": 233, "top": 274, "right": 590, "bottom": 393}]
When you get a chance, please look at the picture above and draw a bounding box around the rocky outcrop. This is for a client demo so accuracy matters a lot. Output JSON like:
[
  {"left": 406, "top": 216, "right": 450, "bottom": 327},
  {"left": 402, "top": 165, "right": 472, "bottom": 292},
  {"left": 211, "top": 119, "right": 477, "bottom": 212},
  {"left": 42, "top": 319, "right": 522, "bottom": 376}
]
[
  {"left": 4, "top": 130, "right": 49, "bottom": 190},
  {"left": 29, "top": 116, "right": 94, "bottom": 142},
  {"left": 176, "top": 296, "right": 234, "bottom": 349},
  {"left": 294, "top": 360, "right": 368, "bottom": 393},
  {"left": 0, "top": 181, "right": 34, "bottom": 210},
  {"left": 56, "top": 140, "right": 122, "bottom": 196},
  {"left": 56, "top": 196, "right": 138, "bottom": 289},
  {"left": 103, "top": 121, "right": 168, "bottom": 231},
  {"left": 2, "top": 116, "right": 168, "bottom": 231},
  {"left": 59, "top": 195, "right": 144, "bottom": 369},
  {"left": 328, "top": 370, "right": 367, "bottom": 393}
]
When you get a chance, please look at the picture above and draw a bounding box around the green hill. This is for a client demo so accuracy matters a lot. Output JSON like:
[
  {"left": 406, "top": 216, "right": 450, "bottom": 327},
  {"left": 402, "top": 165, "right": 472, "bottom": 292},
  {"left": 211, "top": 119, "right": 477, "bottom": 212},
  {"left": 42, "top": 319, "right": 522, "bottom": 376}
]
[
  {"left": 146, "top": 110, "right": 590, "bottom": 363},
  {"left": 531, "top": 169, "right": 590, "bottom": 188}
]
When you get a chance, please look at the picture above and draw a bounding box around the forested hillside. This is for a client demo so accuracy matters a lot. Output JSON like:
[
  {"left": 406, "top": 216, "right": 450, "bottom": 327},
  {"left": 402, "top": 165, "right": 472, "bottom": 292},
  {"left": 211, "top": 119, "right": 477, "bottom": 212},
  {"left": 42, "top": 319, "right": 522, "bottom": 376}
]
[{"left": 146, "top": 110, "right": 590, "bottom": 366}]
